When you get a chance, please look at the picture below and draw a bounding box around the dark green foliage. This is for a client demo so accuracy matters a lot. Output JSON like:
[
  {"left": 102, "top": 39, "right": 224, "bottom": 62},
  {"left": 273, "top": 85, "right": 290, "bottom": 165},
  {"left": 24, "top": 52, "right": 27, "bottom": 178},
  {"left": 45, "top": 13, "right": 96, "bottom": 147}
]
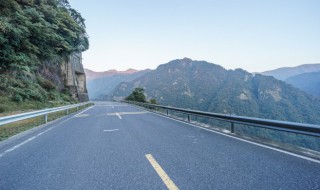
[
  {"left": 0, "top": 0, "right": 88, "bottom": 111},
  {"left": 149, "top": 98, "right": 157, "bottom": 104},
  {"left": 0, "top": 74, "right": 75, "bottom": 104},
  {"left": 125, "top": 88, "right": 146, "bottom": 103},
  {"left": 38, "top": 77, "right": 56, "bottom": 90},
  {"left": 0, "top": 0, "right": 89, "bottom": 74}
]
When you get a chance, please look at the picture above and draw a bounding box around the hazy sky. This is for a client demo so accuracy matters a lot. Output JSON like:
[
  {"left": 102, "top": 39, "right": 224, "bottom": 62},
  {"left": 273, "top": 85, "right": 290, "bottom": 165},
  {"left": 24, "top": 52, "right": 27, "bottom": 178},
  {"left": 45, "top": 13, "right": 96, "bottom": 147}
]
[{"left": 69, "top": 0, "right": 320, "bottom": 73}]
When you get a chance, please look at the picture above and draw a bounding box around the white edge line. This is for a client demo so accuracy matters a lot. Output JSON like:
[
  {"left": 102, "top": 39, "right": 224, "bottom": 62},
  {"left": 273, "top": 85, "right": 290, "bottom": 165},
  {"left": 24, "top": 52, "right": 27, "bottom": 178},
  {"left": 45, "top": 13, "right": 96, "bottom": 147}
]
[
  {"left": 0, "top": 105, "right": 94, "bottom": 158},
  {"left": 104, "top": 129, "right": 119, "bottom": 132},
  {"left": 0, "top": 127, "right": 53, "bottom": 158},
  {"left": 73, "top": 106, "right": 93, "bottom": 118},
  {"left": 116, "top": 112, "right": 122, "bottom": 119},
  {"left": 128, "top": 104, "right": 320, "bottom": 164}
]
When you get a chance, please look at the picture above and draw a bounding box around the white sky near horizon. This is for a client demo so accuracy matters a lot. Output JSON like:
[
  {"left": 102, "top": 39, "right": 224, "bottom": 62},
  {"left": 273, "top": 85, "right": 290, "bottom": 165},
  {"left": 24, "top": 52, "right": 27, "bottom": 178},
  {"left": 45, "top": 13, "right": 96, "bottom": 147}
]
[{"left": 69, "top": 0, "right": 320, "bottom": 73}]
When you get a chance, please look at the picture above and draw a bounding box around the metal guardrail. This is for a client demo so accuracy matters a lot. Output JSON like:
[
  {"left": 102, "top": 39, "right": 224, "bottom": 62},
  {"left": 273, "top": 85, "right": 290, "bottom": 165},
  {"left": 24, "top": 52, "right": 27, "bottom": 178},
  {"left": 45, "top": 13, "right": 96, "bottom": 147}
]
[
  {"left": 125, "top": 101, "right": 320, "bottom": 137},
  {"left": 0, "top": 102, "right": 92, "bottom": 126}
]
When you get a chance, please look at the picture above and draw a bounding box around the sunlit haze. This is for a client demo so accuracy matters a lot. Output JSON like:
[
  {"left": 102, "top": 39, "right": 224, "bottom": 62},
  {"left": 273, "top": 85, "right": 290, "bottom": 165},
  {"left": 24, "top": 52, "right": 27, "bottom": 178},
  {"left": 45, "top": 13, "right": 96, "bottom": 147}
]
[{"left": 69, "top": 0, "right": 320, "bottom": 72}]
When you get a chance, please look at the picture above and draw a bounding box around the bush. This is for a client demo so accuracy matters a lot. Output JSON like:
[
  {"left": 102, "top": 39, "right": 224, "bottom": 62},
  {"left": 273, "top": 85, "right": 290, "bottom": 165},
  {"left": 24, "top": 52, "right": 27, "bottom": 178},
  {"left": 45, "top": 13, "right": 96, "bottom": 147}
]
[
  {"left": 149, "top": 98, "right": 158, "bottom": 104},
  {"left": 0, "top": 106, "right": 5, "bottom": 113},
  {"left": 125, "top": 88, "right": 147, "bottom": 102},
  {"left": 12, "top": 94, "right": 23, "bottom": 102},
  {"left": 39, "top": 79, "right": 56, "bottom": 90}
]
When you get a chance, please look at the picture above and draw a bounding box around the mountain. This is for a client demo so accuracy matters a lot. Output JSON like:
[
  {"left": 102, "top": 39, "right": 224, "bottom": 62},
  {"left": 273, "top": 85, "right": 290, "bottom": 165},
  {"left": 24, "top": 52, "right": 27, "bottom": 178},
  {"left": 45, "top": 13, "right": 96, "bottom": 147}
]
[
  {"left": 85, "top": 69, "right": 150, "bottom": 100},
  {"left": 261, "top": 63, "right": 320, "bottom": 80},
  {"left": 261, "top": 64, "right": 320, "bottom": 97},
  {"left": 285, "top": 71, "right": 320, "bottom": 97},
  {"left": 85, "top": 68, "right": 139, "bottom": 81},
  {"left": 110, "top": 58, "right": 320, "bottom": 124}
]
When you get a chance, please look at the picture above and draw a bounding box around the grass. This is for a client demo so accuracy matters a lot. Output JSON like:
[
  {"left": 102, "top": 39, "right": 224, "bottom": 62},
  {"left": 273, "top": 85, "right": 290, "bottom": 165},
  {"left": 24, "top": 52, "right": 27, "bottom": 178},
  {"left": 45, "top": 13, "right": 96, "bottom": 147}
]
[
  {"left": 0, "top": 96, "right": 77, "bottom": 117},
  {"left": 0, "top": 103, "right": 93, "bottom": 141}
]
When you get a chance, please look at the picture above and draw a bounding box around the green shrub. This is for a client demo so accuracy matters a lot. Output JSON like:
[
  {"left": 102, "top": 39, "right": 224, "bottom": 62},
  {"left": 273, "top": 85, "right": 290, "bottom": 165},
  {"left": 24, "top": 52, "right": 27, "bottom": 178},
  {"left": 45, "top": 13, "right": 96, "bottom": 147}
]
[
  {"left": 149, "top": 98, "right": 158, "bottom": 104},
  {"left": 12, "top": 94, "right": 23, "bottom": 102},
  {"left": 0, "top": 106, "right": 5, "bottom": 113},
  {"left": 38, "top": 77, "right": 56, "bottom": 91}
]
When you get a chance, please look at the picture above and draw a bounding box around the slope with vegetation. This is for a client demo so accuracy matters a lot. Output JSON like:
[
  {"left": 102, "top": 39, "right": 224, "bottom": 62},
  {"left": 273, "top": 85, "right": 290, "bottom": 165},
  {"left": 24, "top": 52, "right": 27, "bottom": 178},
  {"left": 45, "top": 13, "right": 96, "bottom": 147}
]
[
  {"left": 124, "top": 87, "right": 157, "bottom": 104},
  {"left": 125, "top": 88, "right": 147, "bottom": 103},
  {"left": 261, "top": 64, "right": 320, "bottom": 97},
  {"left": 285, "top": 71, "right": 320, "bottom": 97},
  {"left": 111, "top": 58, "right": 320, "bottom": 124},
  {"left": 0, "top": 0, "right": 89, "bottom": 114}
]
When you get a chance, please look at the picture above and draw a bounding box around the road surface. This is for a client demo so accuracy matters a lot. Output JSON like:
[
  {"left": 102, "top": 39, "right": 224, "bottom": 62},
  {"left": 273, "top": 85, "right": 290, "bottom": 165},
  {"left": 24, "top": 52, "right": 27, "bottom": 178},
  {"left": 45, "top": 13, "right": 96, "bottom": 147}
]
[{"left": 0, "top": 102, "right": 319, "bottom": 189}]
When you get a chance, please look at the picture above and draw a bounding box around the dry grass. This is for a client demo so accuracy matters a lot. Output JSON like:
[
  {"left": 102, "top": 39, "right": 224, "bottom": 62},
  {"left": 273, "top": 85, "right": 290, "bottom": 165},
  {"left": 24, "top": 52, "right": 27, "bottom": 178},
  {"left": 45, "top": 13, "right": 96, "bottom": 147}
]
[{"left": 0, "top": 116, "right": 43, "bottom": 141}]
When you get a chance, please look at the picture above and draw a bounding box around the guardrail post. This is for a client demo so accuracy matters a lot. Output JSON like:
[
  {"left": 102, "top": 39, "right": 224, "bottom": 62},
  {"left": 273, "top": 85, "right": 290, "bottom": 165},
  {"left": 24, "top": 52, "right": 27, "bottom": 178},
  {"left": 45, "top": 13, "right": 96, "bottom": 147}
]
[
  {"left": 187, "top": 114, "right": 191, "bottom": 122},
  {"left": 166, "top": 109, "right": 169, "bottom": 115},
  {"left": 44, "top": 114, "right": 48, "bottom": 123},
  {"left": 66, "top": 109, "right": 69, "bottom": 115},
  {"left": 230, "top": 122, "right": 235, "bottom": 133},
  {"left": 76, "top": 106, "right": 79, "bottom": 111}
]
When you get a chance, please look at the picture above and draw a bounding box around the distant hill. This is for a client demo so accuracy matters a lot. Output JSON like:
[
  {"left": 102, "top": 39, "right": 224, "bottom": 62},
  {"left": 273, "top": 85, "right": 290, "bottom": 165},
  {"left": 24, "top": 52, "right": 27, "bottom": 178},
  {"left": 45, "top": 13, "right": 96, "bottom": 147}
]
[
  {"left": 261, "top": 63, "right": 320, "bottom": 80},
  {"left": 285, "top": 71, "right": 320, "bottom": 97},
  {"left": 85, "top": 69, "right": 150, "bottom": 100},
  {"left": 85, "top": 68, "right": 139, "bottom": 81},
  {"left": 261, "top": 64, "right": 320, "bottom": 96},
  {"left": 110, "top": 58, "right": 320, "bottom": 124}
]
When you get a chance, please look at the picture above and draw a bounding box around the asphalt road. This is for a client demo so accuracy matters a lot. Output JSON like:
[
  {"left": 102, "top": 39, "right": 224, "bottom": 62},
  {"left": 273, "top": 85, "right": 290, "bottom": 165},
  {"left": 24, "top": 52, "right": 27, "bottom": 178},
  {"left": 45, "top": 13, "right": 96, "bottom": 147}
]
[{"left": 0, "top": 102, "right": 319, "bottom": 190}]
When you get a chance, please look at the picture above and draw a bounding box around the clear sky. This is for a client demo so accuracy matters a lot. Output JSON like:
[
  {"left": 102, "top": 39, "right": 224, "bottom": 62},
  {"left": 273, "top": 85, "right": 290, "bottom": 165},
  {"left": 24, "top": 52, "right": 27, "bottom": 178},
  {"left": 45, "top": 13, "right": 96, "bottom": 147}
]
[{"left": 69, "top": 0, "right": 320, "bottom": 73}]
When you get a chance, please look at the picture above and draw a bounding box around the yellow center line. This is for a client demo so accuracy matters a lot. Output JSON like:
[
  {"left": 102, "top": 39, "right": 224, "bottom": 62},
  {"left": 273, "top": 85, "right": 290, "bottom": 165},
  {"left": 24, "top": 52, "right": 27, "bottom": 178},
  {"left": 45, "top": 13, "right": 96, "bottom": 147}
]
[{"left": 145, "top": 154, "right": 179, "bottom": 190}]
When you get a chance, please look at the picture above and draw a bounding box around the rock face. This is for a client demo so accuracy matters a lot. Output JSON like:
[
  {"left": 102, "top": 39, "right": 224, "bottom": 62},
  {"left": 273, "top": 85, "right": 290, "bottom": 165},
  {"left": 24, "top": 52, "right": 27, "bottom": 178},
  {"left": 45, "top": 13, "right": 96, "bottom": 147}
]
[{"left": 61, "top": 52, "right": 89, "bottom": 102}]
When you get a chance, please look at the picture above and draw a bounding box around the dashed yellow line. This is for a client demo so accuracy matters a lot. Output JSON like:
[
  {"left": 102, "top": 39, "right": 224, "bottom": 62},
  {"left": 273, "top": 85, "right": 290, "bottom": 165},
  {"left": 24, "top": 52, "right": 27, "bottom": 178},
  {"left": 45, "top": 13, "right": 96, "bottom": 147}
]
[{"left": 145, "top": 154, "right": 179, "bottom": 190}]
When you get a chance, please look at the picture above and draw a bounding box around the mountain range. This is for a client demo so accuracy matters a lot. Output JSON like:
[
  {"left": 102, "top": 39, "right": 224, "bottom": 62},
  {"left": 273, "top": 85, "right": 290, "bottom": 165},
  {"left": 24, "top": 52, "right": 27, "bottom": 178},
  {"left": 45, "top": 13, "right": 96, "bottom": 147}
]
[
  {"left": 261, "top": 63, "right": 320, "bottom": 81},
  {"left": 108, "top": 58, "right": 320, "bottom": 124},
  {"left": 285, "top": 71, "right": 320, "bottom": 97},
  {"left": 85, "top": 69, "right": 150, "bottom": 100},
  {"left": 261, "top": 64, "right": 320, "bottom": 96}
]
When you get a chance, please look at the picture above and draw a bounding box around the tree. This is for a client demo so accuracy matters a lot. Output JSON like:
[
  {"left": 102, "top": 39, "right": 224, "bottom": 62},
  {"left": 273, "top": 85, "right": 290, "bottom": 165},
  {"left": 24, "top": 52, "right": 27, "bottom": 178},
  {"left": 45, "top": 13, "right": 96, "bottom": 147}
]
[
  {"left": 125, "top": 88, "right": 146, "bottom": 102},
  {"left": 0, "top": 0, "right": 89, "bottom": 74},
  {"left": 149, "top": 98, "right": 157, "bottom": 104}
]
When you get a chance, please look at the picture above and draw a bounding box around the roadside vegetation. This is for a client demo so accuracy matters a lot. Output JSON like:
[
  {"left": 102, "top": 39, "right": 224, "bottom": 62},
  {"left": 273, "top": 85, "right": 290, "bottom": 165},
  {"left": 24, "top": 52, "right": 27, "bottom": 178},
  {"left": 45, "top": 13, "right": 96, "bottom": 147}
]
[
  {"left": 0, "top": 0, "right": 89, "bottom": 114},
  {"left": 124, "top": 88, "right": 158, "bottom": 104},
  {"left": 0, "top": 95, "right": 77, "bottom": 117},
  {"left": 0, "top": 103, "right": 93, "bottom": 141}
]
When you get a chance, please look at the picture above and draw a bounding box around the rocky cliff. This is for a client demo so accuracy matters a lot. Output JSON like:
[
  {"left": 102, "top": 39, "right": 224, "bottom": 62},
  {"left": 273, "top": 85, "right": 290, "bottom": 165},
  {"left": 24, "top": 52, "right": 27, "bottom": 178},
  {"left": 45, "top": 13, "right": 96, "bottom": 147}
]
[
  {"left": 61, "top": 52, "right": 89, "bottom": 102},
  {"left": 0, "top": 0, "right": 89, "bottom": 114},
  {"left": 36, "top": 52, "right": 89, "bottom": 102}
]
